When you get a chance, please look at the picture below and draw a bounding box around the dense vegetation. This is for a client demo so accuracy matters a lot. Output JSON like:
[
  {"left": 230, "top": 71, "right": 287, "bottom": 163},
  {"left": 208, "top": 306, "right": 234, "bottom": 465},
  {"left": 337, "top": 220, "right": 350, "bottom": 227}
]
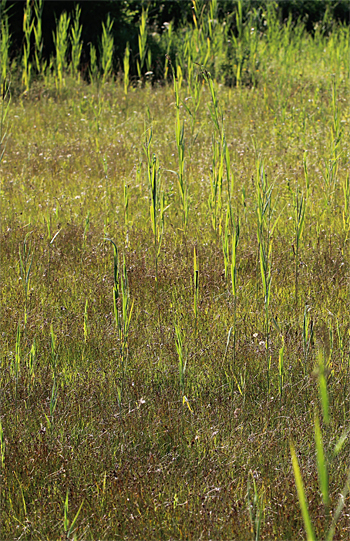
[
  {"left": 1, "top": 0, "right": 349, "bottom": 90},
  {"left": 1, "top": 1, "right": 350, "bottom": 539}
]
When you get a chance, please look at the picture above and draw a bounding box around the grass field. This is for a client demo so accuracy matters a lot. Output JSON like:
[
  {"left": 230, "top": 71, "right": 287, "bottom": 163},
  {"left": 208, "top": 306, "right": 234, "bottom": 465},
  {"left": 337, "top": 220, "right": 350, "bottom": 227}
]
[{"left": 1, "top": 3, "right": 350, "bottom": 540}]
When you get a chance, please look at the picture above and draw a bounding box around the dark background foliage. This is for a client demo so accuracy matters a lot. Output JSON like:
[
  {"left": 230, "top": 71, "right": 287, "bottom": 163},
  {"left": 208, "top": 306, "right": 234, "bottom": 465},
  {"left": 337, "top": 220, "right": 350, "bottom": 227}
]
[{"left": 4, "top": 0, "right": 350, "bottom": 69}]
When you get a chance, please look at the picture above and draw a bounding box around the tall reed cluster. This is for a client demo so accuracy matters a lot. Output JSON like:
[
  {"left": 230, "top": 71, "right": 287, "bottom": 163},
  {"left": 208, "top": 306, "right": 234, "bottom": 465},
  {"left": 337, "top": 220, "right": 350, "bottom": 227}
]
[{"left": 0, "top": 0, "right": 348, "bottom": 92}]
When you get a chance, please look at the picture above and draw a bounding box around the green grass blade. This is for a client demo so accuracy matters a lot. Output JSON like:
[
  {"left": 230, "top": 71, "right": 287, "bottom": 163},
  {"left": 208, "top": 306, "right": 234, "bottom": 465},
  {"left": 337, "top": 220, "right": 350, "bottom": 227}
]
[
  {"left": 318, "top": 350, "right": 329, "bottom": 425},
  {"left": 68, "top": 499, "right": 84, "bottom": 536},
  {"left": 290, "top": 441, "right": 316, "bottom": 541},
  {"left": 314, "top": 411, "right": 329, "bottom": 507}
]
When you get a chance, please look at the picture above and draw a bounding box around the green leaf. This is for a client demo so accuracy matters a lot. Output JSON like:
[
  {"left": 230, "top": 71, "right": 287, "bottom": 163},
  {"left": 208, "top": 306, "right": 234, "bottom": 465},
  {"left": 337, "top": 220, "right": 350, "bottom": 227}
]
[
  {"left": 318, "top": 350, "right": 329, "bottom": 425},
  {"left": 68, "top": 499, "right": 84, "bottom": 537},
  {"left": 64, "top": 491, "right": 69, "bottom": 532},
  {"left": 333, "top": 428, "right": 349, "bottom": 457},
  {"left": 290, "top": 441, "right": 316, "bottom": 541},
  {"left": 314, "top": 411, "right": 329, "bottom": 507}
]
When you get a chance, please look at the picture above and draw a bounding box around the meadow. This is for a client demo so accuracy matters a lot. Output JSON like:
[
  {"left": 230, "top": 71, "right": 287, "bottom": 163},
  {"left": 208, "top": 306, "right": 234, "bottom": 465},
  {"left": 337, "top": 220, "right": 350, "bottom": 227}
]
[{"left": 1, "top": 1, "right": 350, "bottom": 539}]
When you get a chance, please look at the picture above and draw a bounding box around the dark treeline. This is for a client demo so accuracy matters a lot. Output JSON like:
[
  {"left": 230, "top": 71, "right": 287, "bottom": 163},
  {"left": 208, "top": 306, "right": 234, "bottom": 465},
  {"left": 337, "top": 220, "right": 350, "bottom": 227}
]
[
  {"left": 1, "top": 0, "right": 349, "bottom": 86},
  {"left": 4, "top": 1, "right": 350, "bottom": 56}
]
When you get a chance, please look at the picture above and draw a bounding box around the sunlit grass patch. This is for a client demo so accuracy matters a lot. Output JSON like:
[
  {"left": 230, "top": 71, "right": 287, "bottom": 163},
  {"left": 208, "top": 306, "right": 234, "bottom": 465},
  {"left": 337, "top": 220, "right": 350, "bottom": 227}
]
[{"left": 1, "top": 6, "right": 350, "bottom": 539}]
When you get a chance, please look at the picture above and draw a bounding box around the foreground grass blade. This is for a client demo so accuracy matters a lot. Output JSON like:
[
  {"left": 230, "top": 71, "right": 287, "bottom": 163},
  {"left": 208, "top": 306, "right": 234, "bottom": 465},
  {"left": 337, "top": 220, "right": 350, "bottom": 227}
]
[
  {"left": 326, "top": 467, "right": 350, "bottom": 541},
  {"left": 290, "top": 441, "right": 316, "bottom": 541},
  {"left": 314, "top": 411, "right": 329, "bottom": 508},
  {"left": 318, "top": 349, "right": 330, "bottom": 425}
]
